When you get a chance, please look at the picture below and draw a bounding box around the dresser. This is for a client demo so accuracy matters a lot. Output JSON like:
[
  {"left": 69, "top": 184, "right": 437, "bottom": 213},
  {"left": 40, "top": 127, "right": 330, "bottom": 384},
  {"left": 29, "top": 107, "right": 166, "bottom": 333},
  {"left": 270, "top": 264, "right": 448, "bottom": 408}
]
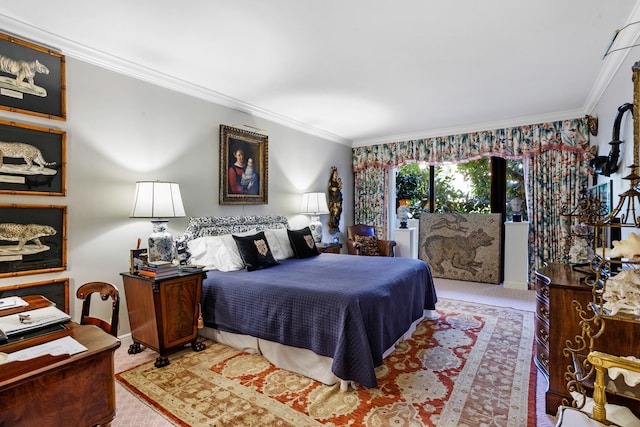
[{"left": 536, "top": 264, "right": 640, "bottom": 415}]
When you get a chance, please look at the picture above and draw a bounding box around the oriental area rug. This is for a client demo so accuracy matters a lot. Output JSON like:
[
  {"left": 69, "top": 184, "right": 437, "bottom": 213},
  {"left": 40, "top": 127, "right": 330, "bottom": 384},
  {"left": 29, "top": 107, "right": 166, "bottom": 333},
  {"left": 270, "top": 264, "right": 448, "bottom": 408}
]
[{"left": 116, "top": 299, "right": 536, "bottom": 426}]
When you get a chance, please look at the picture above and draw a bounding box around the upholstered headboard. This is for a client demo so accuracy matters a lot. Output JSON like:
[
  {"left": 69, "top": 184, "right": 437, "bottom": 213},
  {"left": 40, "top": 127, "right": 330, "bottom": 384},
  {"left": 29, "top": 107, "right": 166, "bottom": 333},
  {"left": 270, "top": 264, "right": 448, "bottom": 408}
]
[{"left": 175, "top": 215, "right": 289, "bottom": 263}]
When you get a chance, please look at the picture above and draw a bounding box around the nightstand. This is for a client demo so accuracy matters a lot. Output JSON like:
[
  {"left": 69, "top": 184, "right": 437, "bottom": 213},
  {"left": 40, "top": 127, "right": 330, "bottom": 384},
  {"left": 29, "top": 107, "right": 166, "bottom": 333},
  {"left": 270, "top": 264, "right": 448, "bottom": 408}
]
[
  {"left": 317, "top": 242, "right": 342, "bottom": 254},
  {"left": 120, "top": 270, "right": 206, "bottom": 367}
]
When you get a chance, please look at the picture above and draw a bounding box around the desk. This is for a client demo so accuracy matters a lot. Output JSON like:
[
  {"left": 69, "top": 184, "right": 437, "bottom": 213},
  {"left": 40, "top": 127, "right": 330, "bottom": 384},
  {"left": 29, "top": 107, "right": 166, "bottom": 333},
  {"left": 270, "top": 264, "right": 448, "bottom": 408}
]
[{"left": 0, "top": 297, "right": 121, "bottom": 426}]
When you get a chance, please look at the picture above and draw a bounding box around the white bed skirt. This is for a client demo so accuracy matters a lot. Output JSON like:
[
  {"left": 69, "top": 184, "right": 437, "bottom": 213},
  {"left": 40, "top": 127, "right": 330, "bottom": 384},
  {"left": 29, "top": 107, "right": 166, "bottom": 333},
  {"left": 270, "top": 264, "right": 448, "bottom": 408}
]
[{"left": 199, "top": 309, "right": 434, "bottom": 390}]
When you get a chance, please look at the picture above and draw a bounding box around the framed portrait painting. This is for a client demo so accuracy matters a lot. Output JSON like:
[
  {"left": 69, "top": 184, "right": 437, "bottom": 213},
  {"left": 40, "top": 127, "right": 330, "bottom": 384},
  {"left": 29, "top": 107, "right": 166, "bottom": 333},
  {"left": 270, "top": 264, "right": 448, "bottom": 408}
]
[
  {"left": 0, "top": 204, "right": 67, "bottom": 278},
  {"left": 0, "top": 120, "right": 65, "bottom": 196},
  {"left": 219, "top": 124, "right": 268, "bottom": 205},
  {"left": 0, "top": 33, "right": 66, "bottom": 120}
]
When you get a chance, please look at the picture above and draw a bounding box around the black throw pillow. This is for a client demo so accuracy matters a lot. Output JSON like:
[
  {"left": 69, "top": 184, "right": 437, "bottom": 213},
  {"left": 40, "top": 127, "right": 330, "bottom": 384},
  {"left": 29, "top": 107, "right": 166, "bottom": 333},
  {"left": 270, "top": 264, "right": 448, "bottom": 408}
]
[
  {"left": 232, "top": 231, "right": 279, "bottom": 271},
  {"left": 287, "top": 227, "right": 320, "bottom": 259}
]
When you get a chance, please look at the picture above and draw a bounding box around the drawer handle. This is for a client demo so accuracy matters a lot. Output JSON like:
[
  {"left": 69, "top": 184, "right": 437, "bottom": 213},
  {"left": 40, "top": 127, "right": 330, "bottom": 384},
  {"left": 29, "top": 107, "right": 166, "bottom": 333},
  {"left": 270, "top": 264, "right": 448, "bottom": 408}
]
[
  {"left": 540, "top": 306, "right": 549, "bottom": 321},
  {"left": 538, "top": 329, "right": 549, "bottom": 343},
  {"left": 540, "top": 354, "right": 549, "bottom": 368}
]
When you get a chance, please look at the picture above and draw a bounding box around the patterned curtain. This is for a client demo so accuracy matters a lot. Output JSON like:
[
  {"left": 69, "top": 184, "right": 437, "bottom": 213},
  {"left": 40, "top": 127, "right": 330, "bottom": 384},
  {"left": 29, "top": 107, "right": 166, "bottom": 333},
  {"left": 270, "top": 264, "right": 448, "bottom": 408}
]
[{"left": 352, "top": 118, "right": 590, "bottom": 273}]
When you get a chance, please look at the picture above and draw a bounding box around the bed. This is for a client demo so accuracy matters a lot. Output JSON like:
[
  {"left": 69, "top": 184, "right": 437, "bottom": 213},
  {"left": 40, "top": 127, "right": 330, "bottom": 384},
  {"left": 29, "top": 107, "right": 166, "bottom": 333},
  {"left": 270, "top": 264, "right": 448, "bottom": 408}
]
[{"left": 176, "top": 215, "right": 437, "bottom": 389}]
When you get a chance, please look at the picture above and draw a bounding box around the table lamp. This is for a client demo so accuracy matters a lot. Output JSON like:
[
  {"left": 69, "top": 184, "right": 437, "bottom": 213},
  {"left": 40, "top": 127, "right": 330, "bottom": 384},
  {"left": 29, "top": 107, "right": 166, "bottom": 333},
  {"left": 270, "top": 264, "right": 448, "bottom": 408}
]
[
  {"left": 130, "top": 181, "right": 185, "bottom": 262},
  {"left": 301, "top": 192, "right": 329, "bottom": 243}
]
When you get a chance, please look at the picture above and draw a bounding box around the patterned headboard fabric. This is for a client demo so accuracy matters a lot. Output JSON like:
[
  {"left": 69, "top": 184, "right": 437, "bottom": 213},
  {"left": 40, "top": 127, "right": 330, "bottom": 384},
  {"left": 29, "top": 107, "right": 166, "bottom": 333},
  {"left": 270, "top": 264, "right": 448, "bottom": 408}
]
[{"left": 175, "top": 215, "right": 289, "bottom": 264}]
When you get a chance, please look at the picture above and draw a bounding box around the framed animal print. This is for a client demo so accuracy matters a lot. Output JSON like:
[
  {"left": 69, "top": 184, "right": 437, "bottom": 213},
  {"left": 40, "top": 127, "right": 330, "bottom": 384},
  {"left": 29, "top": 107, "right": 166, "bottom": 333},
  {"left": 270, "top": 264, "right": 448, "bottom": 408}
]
[
  {"left": 0, "top": 33, "right": 66, "bottom": 121},
  {"left": 0, "top": 204, "right": 67, "bottom": 278},
  {"left": 0, "top": 277, "right": 69, "bottom": 313},
  {"left": 219, "top": 125, "right": 268, "bottom": 205},
  {"left": 0, "top": 120, "right": 65, "bottom": 196}
]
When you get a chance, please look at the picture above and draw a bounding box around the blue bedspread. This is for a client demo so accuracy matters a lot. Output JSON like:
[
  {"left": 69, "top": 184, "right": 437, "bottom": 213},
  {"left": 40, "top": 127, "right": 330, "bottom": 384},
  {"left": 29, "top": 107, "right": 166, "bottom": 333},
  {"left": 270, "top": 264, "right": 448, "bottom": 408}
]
[{"left": 200, "top": 253, "right": 437, "bottom": 387}]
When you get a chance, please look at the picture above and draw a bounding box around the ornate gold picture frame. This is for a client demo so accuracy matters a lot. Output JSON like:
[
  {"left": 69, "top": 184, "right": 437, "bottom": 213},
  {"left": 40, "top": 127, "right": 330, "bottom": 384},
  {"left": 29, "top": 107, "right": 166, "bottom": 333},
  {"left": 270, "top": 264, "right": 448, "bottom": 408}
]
[{"left": 219, "top": 125, "right": 268, "bottom": 205}]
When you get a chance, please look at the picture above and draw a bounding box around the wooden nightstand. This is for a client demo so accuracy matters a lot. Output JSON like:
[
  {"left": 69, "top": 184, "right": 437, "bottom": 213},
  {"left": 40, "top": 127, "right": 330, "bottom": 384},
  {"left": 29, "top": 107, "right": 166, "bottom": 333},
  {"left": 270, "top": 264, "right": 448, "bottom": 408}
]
[
  {"left": 317, "top": 242, "right": 342, "bottom": 254},
  {"left": 120, "top": 270, "right": 206, "bottom": 367}
]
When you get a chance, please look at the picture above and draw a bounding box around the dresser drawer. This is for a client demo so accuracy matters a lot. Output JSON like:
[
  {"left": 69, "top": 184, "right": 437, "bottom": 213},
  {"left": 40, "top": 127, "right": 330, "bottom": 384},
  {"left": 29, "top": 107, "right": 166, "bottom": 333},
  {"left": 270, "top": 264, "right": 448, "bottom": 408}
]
[
  {"left": 536, "top": 316, "right": 550, "bottom": 348},
  {"left": 536, "top": 279, "right": 550, "bottom": 301},
  {"left": 536, "top": 296, "right": 550, "bottom": 324},
  {"left": 535, "top": 340, "right": 549, "bottom": 374}
]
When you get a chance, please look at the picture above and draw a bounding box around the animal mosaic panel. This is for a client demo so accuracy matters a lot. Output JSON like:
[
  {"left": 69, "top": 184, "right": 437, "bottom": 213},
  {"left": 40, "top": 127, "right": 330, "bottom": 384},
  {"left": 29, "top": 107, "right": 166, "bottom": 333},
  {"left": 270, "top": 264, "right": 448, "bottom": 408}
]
[{"left": 419, "top": 213, "right": 502, "bottom": 284}]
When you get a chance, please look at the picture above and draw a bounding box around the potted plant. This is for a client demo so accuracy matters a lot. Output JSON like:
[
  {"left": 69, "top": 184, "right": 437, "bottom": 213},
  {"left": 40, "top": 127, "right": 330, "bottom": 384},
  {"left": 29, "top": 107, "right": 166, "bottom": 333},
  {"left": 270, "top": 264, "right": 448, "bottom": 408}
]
[{"left": 396, "top": 172, "right": 422, "bottom": 208}]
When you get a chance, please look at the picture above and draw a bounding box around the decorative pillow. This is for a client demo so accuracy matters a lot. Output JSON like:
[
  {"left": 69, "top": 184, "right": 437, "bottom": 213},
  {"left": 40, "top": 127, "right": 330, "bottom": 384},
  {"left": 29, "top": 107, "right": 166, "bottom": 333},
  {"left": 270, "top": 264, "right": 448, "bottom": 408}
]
[
  {"left": 264, "top": 228, "right": 295, "bottom": 260},
  {"left": 232, "top": 231, "right": 279, "bottom": 271},
  {"left": 287, "top": 227, "right": 319, "bottom": 259},
  {"left": 355, "top": 235, "right": 380, "bottom": 256}
]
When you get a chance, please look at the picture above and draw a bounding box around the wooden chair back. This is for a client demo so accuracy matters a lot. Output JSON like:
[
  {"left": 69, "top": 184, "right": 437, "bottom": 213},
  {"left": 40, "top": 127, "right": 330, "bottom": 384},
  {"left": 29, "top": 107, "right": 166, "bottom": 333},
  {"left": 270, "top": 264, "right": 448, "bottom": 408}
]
[{"left": 76, "top": 281, "right": 120, "bottom": 337}]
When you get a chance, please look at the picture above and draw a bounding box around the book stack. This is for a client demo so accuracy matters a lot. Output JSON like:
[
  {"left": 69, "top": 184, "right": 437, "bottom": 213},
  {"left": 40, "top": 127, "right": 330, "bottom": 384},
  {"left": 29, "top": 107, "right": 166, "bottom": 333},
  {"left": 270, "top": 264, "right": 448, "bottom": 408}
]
[{"left": 138, "top": 261, "right": 180, "bottom": 279}]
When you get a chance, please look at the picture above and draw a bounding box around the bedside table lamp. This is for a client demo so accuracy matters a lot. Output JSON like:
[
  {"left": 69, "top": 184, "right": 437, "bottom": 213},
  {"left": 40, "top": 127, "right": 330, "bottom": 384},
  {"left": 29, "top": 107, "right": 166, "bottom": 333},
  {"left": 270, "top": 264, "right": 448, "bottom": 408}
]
[
  {"left": 301, "top": 192, "right": 329, "bottom": 243},
  {"left": 130, "top": 181, "right": 185, "bottom": 262}
]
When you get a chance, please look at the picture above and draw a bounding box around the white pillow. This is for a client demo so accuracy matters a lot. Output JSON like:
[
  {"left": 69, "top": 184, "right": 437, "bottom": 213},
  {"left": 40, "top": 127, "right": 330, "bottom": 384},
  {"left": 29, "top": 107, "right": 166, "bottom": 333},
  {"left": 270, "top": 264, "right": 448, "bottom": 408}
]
[
  {"left": 264, "top": 228, "right": 294, "bottom": 260},
  {"left": 188, "top": 229, "right": 257, "bottom": 271},
  {"left": 206, "top": 234, "right": 245, "bottom": 271},
  {"left": 187, "top": 237, "right": 217, "bottom": 270}
]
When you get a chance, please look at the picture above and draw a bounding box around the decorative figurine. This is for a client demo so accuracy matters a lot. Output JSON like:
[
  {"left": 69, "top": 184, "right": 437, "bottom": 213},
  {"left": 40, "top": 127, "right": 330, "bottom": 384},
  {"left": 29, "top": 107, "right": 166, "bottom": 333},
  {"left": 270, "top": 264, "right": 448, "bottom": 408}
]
[
  {"left": 327, "top": 166, "right": 343, "bottom": 234},
  {"left": 397, "top": 203, "right": 409, "bottom": 229}
]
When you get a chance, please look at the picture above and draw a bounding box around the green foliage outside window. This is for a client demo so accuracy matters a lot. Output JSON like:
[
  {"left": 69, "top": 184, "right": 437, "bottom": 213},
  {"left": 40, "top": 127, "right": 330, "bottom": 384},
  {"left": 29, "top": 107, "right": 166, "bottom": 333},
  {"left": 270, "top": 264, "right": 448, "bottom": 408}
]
[{"left": 396, "top": 157, "right": 526, "bottom": 219}]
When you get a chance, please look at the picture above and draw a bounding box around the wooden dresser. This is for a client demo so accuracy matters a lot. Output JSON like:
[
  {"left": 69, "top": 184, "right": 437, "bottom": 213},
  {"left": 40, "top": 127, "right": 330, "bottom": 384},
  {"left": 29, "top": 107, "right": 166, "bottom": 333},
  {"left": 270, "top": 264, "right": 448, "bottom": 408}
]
[{"left": 536, "top": 264, "right": 640, "bottom": 415}]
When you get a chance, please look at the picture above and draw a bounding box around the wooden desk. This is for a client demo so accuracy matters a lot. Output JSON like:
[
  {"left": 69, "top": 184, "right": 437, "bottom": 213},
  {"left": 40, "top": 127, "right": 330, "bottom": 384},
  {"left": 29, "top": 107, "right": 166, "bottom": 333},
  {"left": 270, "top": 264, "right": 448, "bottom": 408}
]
[{"left": 0, "top": 297, "right": 121, "bottom": 426}]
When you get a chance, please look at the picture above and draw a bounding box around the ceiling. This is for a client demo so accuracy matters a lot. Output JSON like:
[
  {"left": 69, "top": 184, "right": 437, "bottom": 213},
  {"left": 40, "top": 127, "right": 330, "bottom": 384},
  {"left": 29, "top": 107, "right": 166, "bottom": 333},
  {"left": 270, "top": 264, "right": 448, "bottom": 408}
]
[{"left": 1, "top": 1, "right": 639, "bottom": 146}]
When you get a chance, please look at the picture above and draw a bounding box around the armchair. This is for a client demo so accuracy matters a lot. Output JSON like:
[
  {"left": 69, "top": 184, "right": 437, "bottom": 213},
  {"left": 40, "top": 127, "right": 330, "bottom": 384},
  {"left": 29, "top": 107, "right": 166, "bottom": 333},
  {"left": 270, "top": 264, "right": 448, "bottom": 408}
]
[{"left": 346, "top": 224, "right": 396, "bottom": 256}]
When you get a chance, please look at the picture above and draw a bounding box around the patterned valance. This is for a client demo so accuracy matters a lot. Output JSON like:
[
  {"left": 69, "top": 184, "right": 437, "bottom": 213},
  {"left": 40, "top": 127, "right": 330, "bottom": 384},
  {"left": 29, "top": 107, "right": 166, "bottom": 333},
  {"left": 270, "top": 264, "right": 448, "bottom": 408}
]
[{"left": 353, "top": 118, "right": 589, "bottom": 171}]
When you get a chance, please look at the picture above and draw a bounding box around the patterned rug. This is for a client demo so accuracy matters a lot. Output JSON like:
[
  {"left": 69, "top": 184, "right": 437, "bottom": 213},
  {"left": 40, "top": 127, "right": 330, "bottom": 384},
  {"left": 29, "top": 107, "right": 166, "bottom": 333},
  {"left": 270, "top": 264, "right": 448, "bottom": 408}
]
[{"left": 116, "top": 299, "right": 536, "bottom": 426}]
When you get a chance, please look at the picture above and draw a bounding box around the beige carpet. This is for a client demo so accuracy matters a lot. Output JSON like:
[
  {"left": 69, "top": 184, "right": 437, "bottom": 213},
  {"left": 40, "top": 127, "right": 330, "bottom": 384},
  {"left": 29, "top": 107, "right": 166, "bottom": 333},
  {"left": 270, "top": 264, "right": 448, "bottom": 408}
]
[{"left": 117, "top": 298, "right": 536, "bottom": 426}]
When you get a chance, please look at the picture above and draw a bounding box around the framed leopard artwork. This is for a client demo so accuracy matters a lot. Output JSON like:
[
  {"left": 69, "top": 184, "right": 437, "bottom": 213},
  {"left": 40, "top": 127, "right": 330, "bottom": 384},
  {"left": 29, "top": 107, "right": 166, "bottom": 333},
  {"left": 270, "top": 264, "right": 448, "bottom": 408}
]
[
  {"left": 0, "top": 204, "right": 67, "bottom": 278},
  {"left": 0, "top": 119, "right": 65, "bottom": 196},
  {"left": 0, "top": 32, "right": 66, "bottom": 121}
]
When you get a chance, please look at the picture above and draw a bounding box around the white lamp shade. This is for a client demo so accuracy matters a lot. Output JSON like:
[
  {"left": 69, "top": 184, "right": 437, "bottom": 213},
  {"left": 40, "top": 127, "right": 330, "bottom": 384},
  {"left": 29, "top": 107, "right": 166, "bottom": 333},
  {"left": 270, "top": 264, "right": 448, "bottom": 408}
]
[
  {"left": 300, "top": 192, "right": 329, "bottom": 214},
  {"left": 130, "top": 181, "right": 186, "bottom": 218}
]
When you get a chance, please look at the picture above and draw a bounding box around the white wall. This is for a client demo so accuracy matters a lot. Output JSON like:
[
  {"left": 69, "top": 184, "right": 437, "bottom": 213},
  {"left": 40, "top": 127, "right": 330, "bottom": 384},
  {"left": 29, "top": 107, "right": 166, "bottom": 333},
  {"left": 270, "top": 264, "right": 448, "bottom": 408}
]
[
  {"left": 589, "top": 52, "right": 639, "bottom": 240},
  {"left": 0, "top": 58, "right": 353, "bottom": 334}
]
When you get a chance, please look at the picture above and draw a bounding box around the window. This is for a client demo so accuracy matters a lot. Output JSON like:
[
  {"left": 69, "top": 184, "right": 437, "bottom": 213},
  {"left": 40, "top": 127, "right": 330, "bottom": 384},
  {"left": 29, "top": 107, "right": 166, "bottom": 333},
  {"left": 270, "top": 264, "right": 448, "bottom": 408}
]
[{"left": 396, "top": 156, "right": 526, "bottom": 219}]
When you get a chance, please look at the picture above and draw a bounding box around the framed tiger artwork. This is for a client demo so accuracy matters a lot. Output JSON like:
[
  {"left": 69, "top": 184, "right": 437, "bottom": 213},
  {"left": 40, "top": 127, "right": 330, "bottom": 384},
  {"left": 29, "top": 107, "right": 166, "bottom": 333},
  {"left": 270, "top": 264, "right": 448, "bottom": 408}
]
[{"left": 0, "top": 32, "right": 66, "bottom": 120}]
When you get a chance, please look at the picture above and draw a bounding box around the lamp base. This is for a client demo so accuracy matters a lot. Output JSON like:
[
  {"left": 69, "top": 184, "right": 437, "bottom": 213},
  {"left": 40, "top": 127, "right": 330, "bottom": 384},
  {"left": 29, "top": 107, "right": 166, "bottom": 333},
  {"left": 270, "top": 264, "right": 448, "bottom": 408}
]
[
  {"left": 148, "top": 220, "right": 175, "bottom": 262},
  {"left": 308, "top": 215, "right": 323, "bottom": 243}
]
